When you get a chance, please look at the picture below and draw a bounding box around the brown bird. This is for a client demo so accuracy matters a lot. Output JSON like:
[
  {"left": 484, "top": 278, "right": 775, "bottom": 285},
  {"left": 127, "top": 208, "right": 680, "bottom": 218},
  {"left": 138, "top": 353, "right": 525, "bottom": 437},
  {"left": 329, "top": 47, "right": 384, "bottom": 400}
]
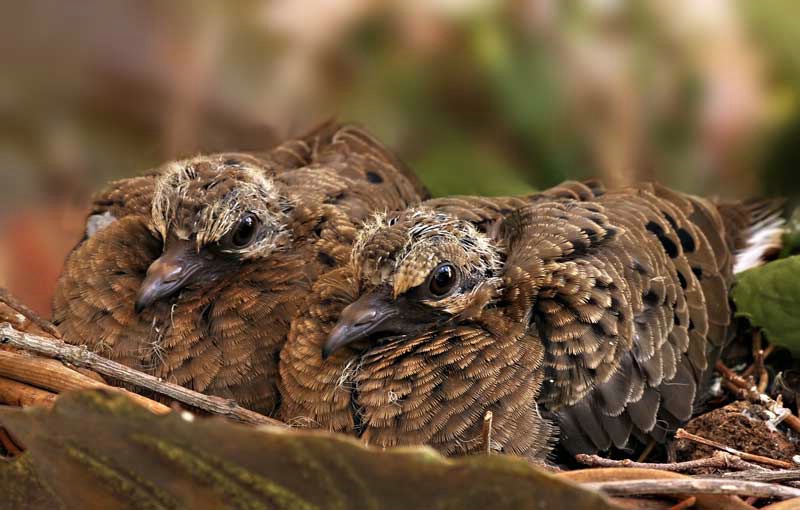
[
  {"left": 278, "top": 181, "right": 783, "bottom": 460},
  {"left": 53, "top": 123, "right": 427, "bottom": 414}
]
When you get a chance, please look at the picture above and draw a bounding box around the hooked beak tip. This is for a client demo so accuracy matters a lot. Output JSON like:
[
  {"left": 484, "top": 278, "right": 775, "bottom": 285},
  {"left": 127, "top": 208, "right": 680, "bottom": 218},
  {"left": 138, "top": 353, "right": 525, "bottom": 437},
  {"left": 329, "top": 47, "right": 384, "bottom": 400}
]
[
  {"left": 321, "top": 323, "right": 352, "bottom": 360},
  {"left": 320, "top": 291, "right": 404, "bottom": 362},
  {"left": 134, "top": 238, "right": 202, "bottom": 313},
  {"left": 134, "top": 297, "right": 149, "bottom": 314}
]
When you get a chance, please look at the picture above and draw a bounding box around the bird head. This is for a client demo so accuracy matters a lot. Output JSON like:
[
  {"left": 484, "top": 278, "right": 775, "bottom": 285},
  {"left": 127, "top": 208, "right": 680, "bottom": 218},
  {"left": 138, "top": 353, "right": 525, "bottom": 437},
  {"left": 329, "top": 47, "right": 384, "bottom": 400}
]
[
  {"left": 322, "top": 207, "right": 503, "bottom": 358},
  {"left": 135, "top": 155, "right": 293, "bottom": 312}
]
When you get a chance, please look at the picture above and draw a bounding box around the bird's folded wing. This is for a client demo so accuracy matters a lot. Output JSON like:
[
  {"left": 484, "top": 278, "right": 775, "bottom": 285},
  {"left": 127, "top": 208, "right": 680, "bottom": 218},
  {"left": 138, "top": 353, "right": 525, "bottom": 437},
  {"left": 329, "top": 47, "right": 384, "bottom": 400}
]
[{"left": 501, "top": 183, "right": 734, "bottom": 453}]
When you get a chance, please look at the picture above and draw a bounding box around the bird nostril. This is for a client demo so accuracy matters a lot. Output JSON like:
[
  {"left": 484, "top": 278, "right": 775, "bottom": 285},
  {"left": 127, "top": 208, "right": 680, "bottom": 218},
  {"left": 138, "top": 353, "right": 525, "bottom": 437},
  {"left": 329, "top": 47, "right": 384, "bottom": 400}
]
[
  {"left": 353, "top": 310, "right": 378, "bottom": 327},
  {"left": 162, "top": 267, "right": 183, "bottom": 283},
  {"left": 147, "top": 263, "right": 183, "bottom": 284}
]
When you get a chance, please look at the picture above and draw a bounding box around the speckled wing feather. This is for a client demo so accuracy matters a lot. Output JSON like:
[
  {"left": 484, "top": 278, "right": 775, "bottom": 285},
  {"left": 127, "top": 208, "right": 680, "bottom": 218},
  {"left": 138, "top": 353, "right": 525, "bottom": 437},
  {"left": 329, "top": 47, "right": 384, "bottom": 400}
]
[
  {"left": 503, "top": 183, "right": 773, "bottom": 453},
  {"left": 54, "top": 124, "right": 425, "bottom": 414}
]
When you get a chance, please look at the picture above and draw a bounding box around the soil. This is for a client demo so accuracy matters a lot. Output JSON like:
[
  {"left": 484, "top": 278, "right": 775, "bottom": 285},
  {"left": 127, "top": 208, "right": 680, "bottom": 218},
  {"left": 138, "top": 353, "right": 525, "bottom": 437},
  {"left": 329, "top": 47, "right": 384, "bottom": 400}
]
[{"left": 673, "top": 400, "right": 798, "bottom": 473}]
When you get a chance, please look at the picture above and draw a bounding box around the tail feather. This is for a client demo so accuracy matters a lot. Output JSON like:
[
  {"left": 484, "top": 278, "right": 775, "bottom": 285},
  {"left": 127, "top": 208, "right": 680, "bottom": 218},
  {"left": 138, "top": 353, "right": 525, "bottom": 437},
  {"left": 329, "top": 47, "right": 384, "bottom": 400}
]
[{"left": 718, "top": 199, "right": 785, "bottom": 274}]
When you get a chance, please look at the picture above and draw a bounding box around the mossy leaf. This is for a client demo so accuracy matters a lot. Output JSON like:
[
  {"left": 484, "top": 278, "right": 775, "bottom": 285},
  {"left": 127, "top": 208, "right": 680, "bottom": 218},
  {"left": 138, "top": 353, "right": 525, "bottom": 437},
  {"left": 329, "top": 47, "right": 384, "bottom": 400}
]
[
  {"left": 733, "top": 255, "right": 800, "bottom": 353},
  {"left": 0, "top": 390, "right": 621, "bottom": 510}
]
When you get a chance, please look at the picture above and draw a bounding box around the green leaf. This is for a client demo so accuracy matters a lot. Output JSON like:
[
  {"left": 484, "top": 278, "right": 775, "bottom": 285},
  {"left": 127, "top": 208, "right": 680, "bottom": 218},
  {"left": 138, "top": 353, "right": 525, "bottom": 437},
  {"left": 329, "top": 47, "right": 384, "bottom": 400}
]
[
  {"left": 733, "top": 255, "right": 800, "bottom": 353},
  {"left": 0, "top": 390, "right": 622, "bottom": 510}
]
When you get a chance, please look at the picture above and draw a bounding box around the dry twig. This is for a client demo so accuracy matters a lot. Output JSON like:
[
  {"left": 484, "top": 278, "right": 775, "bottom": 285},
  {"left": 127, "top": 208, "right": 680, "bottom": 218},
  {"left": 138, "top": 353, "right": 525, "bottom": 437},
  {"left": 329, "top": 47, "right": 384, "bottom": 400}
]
[
  {"left": 576, "top": 451, "right": 760, "bottom": 473},
  {"left": 722, "top": 469, "right": 800, "bottom": 483},
  {"left": 675, "top": 428, "right": 794, "bottom": 469},
  {"left": 0, "top": 323, "right": 284, "bottom": 427},
  {"left": 742, "top": 339, "right": 774, "bottom": 379},
  {"left": 585, "top": 478, "right": 800, "bottom": 499},
  {"left": 716, "top": 360, "right": 800, "bottom": 434},
  {"left": 636, "top": 439, "right": 657, "bottom": 463},
  {"left": 753, "top": 332, "right": 769, "bottom": 394}
]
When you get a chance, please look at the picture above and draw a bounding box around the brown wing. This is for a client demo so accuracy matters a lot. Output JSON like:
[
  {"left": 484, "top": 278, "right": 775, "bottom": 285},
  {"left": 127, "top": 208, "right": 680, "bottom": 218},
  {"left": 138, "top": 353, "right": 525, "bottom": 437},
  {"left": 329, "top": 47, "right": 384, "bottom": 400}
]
[
  {"left": 503, "top": 183, "right": 736, "bottom": 454},
  {"left": 275, "top": 124, "right": 428, "bottom": 269},
  {"left": 424, "top": 180, "right": 606, "bottom": 238}
]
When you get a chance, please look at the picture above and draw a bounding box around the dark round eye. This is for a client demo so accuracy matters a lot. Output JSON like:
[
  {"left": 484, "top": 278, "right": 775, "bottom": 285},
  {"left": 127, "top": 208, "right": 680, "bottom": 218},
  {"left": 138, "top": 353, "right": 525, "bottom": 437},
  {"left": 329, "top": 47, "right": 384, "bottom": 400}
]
[
  {"left": 231, "top": 214, "right": 258, "bottom": 248},
  {"left": 428, "top": 263, "right": 459, "bottom": 297}
]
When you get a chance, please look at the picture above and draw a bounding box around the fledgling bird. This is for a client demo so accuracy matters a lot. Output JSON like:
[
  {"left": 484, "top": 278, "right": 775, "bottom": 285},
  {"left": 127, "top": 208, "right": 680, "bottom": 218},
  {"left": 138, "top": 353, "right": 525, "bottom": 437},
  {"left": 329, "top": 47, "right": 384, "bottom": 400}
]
[
  {"left": 278, "top": 182, "right": 783, "bottom": 460},
  {"left": 53, "top": 123, "right": 427, "bottom": 414}
]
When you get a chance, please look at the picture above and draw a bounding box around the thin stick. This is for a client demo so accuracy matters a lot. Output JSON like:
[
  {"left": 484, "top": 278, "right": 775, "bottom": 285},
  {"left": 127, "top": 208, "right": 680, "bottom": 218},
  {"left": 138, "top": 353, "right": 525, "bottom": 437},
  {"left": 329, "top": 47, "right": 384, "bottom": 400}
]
[
  {"left": 742, "top": 343, "right": 775, "bottom": 379},
  {"left": 0, "top": 323, "right": 284, "bottom": 427},
  {"left": 585, "top": 478, "right": 800, "bottom": 499},
  {"left": 576, "top": 452, "right": 760, "bottom": 473},
  {"left": 723, "top": 469, "right": 800, "bottom": 483},
  {"left": 482, "top": 411, "right": 493, "bottom": 455},
  {"left": 0, "top": 289, "right": 61, "bottom": 338},
  {"left": 753, "top": 332, "right": 769, "bottom": 394},
  {"left": 636, "top": 439, "right": 657, "bottom": 463},
  {"left": 716, "top": 361, "right": 750, "bottom": 389},
  {"left": 716, "top": 360, "right": 800, "bottom": 434},
  {"left": 675, "top": 428, "right": 793, "bottom": 469},
  {"left": 0, "top": 349, "right": 169, "bottom": 415}
]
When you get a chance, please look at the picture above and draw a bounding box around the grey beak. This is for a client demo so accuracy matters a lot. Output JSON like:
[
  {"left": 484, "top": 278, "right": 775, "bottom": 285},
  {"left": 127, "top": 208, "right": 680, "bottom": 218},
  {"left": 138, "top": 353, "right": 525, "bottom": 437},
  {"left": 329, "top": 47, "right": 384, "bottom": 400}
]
[
  {"left": 135, "top": 238, "right": 203, "bottom": 313},
  {"left": 322, "top": 292, "right": 399, "bottom": 359}
]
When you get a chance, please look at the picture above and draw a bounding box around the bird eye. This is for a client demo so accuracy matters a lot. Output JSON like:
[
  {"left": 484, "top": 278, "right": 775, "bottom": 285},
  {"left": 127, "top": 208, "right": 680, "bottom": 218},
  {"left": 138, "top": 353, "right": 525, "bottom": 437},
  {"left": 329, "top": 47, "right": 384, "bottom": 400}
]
[
  {"left": 231, "top": 214, "right": 259, "bottom": 248},
  {"left": 428, "top": 263, "right": 459, "bottom": 297}
]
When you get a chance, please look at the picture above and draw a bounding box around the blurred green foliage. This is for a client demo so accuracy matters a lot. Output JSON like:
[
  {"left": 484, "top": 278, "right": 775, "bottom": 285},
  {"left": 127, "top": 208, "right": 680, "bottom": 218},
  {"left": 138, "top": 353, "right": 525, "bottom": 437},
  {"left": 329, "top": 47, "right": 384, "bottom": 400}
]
[
  {"left": 3, "top": 0, "right": 800, "bottom": 312},
  {"left": 3, "top": 0, "right": 800, "bottom": 202}
]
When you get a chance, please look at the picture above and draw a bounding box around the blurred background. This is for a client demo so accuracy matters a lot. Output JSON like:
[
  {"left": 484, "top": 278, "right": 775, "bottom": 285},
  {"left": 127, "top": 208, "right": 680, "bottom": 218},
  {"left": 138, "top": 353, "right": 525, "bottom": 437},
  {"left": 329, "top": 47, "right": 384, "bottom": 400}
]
[{"left": 1, "top": 0, "right": 798, "bottom": 315}]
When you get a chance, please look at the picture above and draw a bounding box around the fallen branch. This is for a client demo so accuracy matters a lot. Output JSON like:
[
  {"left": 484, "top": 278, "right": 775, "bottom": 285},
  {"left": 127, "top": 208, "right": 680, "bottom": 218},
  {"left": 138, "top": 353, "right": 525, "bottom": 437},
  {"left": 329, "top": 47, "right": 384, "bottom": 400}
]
[
  {"left": 585, "top": 478, "right": 800, "bottom": 499},
  {"left": 576, "top": 451, "right": 761, "bottom": 473},
  {"left": 0, "top": 323, "right": 284, "bottom": 427},
  {"left": 675, "top": 428, "right": 794, "bottom": 469}
]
